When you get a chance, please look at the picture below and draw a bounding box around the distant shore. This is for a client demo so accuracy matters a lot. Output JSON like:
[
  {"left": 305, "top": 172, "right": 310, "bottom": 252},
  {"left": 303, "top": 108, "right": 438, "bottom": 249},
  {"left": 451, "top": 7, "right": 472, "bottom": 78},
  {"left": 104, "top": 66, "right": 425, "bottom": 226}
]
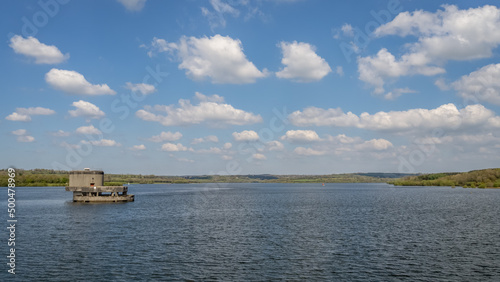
[{"left": 1, "top": 168, "right": 499, "bottom": 188}]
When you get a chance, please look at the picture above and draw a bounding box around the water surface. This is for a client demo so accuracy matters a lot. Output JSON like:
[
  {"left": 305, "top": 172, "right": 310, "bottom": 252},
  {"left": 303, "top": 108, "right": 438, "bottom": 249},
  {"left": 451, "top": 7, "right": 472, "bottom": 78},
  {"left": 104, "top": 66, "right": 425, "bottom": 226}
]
[{"left": 1, "top": 183, "right": 499, "bottom": 281}]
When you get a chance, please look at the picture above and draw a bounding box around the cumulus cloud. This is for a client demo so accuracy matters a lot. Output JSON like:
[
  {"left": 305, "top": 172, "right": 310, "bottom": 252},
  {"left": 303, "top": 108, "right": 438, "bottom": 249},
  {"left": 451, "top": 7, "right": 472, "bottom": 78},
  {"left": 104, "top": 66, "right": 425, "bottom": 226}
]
[
  {"left": 252, "top": 153, "right": 267, "bottom": 160},
  {"left": 276, "top": 41, "right": 331, "bottom": 82},
  {"left": 148, "top": 131, "right": 183, "bottom": 142},
  {"left": 375, "top": 5, "right": 500, "bottom": 61},
  {"left": 355, "top": 139, "right": 394, "bottom": 151},
  {"left": 266, "top": 140, "right": 284, "bottom": 151},
  {"left": 280, "top": 130, "right": 321, "bottom": 143},
  {"left": 12, "top": 129, "right": 35, "bottom": 142},
  {"left": 136, "top": 93, "right": 262, "bottom": 126},
  {"left": 360, "top": 5, "right": 500, "bottom": 95},
  {"left": 192, "top": 135, "right": 219, "bottom": 144},
  {"left": 75, "top": 125, "right": 102, "bottom": 135},
  {"left": 451, "top": 63, "right": 500, "bottom": 106},
  {"left": 289, "top": 134, "right": 396, "bottom": 160},
  {"left": 289, "top": 103, "right": 500, "bottom": 132},
  {"left": 125, "top": 82, "right": 156, "bottom": 95},
  {"left": 81, "top": 139, "right": 120, "bottom": 147},
  {"left": 358, "top": 48, "right": 444, "bottom": 94},
  {"left": 45, "top": 69, "right": 116, "bottom": 95},
  {"left": 68, "top": 100, "right": 105, "bottom": 120},
  {"left": 232, "top": 130, "right": 259, "bottom": 142},
  {"left": 145, "top": 34, "right": 266, "bottom": 84},
  {"left": 117, "top": 0, "right": 146, "bottom": 11},
  {"left": 161, "top": 143, "right": 190, "bottom": 152},
  {"left": 9, "top": 35, "right": 68, "bottom": 64},
  {"left": 5, "top": 107, "right": 55, "bottom": 122},
  {"left": 288, "top": 107, "right": 360, "bottom": 127},
  {"left": 130, "top": 144, "right": 146, "bottom": 151}
]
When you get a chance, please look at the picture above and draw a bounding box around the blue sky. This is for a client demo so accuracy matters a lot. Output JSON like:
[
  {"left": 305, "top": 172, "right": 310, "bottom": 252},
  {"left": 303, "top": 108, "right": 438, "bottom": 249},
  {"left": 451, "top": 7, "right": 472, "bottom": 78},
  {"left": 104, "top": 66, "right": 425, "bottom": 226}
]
[{"left": 1, "top": 0, "right": 500, "bottom": 175}]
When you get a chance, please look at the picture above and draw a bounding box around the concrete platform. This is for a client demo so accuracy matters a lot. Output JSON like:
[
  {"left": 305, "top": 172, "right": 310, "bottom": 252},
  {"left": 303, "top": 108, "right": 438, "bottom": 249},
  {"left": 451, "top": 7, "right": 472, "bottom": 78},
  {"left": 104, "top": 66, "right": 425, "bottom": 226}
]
[{"left": 65, "top": 186, "right": 134, "bottom": 202}]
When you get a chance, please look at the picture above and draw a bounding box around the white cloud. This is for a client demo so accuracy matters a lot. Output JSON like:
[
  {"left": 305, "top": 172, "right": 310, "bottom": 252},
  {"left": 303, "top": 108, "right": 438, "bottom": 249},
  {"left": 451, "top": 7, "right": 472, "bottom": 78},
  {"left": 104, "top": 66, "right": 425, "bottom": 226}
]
[
  {"left": 117, "top": 0, "right": 146, "bottom": 11},
  {"left": 232, "top": 130, "right": 259, "bottom": 142},
  {"left": 51, "top": 130, "right": 70, "bottom": 137},
  {"left": 252, "top": 153, "right": 267, "bottom": 160},
  {"left": 148, "top": 131, "right": 183, "bottom": 142},
  {"left": 326, "top": 134, "right": 360, "bottom": 144},
  {"left": 45, "top": 69, "right": 116, "bottom": 95},
  {"left": 5, "top": 112, "right": 31, "bottom": 122},
  {"left": 144, "top": 37, "right": 177, "bottom": 57},
  {"left": 12, "top": 129, "right": 27, "bottom": 136},
  {"left": 341, "top": 24, "right": 354, "bottom": 37},
  {"left": 125, "top": 82, "right": 156, "bottom": 95},
  {"left": 195, "top": 92, "right": 224, "bottom": 103},
  {"left": 161, "top": 143, "right": 190, "bottom": 152},
  {"left": 9, "top": 35, "right": 68, "bottom": 64},
  {"left": 81, "top": 139, "right": 120, "bottom": 147},
  {"left": 192, "top": 135, "right": 219, "bottom": 144},
  {"left": 223, "top": 142, "right": 232, "bottom": 149},
  {"left": 136, "top": 93, "right": 262, "bottom": 126},
  {"left": 289, "top": 103, "right": 500, "bottom": 132},
  {"left": 276, "top": 41, "right": 331, "bottom": 82},
  {"left": 383, "top": 88, "right": 417, "bottom": 100},
  {"left": 130, "top": 144, "right": 146, "bottom": 151},
  {"left": 434, "top": 78, "right": 450, "bottom": 91},
  {"left": 12, "top": 129, "right": 35, "bottom": 142},
  {"left": 375, "top": 5, "right": 500, "bottom": 61},
  {"left": 358, "top": 48, "right": 444, "bottom": 94},
  {"left": 293, "top": 147, "right": 326, "bottom": 156},
  {"left": 266, "top": 140, "right": 284, "bottom": 151},
  {"left": 280, "top": 130, "right": 321, "bottom": 143},
  {"left": 355, "top": 139, "right": 394, "bottom": 151},
  {"left": 75, "top": 125, "right": 102, "bottom": 135},
  {"left": 202, "top": 0, "right": 240, "bottom": 30},
  {"left": 360, "top": 5, "right": 500, "bottom": 95},
  {"left": 5, "top": 107, "right": 55, "bottom": 122},
  {"left": 451, "top": 63, "right": 500, "bottom": 106},
  {"left": 17, "top": 135, "right": 35, "bottom": 143},
  {"left": 68, "top": 100, "right": 105, "bottom": 120},
  {"left": 146, "top": 34, "right": 266, "bottom": 84},
  {"left": 288, "top": 106, "right": 359, "bottom": 127}
]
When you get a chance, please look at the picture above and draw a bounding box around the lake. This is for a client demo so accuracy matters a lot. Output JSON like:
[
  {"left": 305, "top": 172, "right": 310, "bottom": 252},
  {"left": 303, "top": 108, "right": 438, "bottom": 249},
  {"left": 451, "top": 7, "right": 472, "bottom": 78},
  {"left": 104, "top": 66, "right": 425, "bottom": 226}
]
[{"left": 1, "top": 183, "right": 499, "bottom": 281}]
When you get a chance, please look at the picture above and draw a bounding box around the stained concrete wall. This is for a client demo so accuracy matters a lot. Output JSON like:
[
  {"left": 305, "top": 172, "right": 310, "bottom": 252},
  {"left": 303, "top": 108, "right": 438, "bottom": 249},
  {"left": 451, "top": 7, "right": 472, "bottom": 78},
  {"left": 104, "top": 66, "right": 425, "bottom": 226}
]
[{"left": 69, "top": 170, "right": 104, "bottom": 187}]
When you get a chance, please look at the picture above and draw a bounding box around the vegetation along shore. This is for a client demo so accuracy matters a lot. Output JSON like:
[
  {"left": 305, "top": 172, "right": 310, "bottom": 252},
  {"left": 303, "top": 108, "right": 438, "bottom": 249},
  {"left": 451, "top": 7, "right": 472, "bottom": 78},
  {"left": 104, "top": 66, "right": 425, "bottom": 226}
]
[{"left": 0, "top": 168, "right": 499, "bottom": 188}]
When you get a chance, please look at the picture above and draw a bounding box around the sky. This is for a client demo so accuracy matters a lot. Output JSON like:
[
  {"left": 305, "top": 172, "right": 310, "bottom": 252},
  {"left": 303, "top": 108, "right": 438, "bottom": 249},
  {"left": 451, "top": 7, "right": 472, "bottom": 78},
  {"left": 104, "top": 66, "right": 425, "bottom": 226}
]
[{"left": 1, "top": 0, "right": 500, "bottom": 175}]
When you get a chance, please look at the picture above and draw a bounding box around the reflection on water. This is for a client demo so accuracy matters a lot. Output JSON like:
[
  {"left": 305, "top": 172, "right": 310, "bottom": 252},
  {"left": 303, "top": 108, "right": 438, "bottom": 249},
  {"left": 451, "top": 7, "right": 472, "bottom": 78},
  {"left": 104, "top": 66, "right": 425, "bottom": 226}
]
[{"left": 1, "top": 183, "right": 499, "bottom": 281}]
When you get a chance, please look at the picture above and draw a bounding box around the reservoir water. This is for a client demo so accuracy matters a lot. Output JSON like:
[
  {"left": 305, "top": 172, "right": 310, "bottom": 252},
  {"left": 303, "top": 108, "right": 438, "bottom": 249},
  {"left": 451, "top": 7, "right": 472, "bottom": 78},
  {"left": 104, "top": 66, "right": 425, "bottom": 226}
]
[{"left": 1, "top": 183, "right": 499, "bottom": 281}]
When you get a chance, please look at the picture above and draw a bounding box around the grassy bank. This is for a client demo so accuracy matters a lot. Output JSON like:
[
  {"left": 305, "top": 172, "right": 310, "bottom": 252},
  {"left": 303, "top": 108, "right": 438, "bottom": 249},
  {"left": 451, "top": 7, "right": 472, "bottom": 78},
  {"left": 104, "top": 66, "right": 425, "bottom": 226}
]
[{"left": 388, "top": 168, "right": 500, "bottom": 188}]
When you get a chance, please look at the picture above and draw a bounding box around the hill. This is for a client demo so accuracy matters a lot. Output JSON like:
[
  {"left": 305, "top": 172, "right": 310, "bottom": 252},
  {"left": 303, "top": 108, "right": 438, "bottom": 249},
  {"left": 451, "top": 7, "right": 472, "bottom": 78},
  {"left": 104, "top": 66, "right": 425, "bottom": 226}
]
[
  {"left": 389, "top": 168, "right": 500, "bottom": 188},
  {"left": 0, "top": 169, "right": 402, "bottom": 187}
]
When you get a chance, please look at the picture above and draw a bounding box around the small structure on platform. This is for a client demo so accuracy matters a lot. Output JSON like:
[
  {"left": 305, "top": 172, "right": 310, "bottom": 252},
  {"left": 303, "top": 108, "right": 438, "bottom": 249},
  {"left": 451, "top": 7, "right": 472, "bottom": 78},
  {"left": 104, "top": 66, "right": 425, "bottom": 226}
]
[{"left": 65, "top": 168, "right": 134, "bottom": 202}]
